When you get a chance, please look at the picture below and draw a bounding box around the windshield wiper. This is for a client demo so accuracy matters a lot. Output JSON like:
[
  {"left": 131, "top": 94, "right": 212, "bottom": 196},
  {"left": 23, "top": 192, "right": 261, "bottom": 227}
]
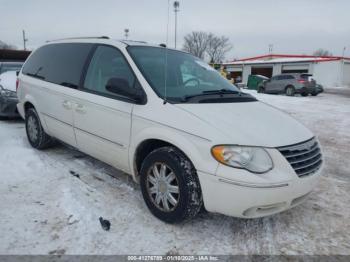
[
  {"left": 202, "top": 89, "right": 239, "bottom": 95},
  {"left": 26, "top": 73, "right": 45, "bottom": 80},
  {"left": 181, "top": 89, "right": 240, "bottom": 102}
]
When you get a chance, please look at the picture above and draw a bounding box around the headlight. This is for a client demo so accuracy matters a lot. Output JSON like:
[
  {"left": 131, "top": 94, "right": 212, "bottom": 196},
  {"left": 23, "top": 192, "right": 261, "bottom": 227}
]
[{"left": 211, "top": 145, "right": 273, "bottom": 173}]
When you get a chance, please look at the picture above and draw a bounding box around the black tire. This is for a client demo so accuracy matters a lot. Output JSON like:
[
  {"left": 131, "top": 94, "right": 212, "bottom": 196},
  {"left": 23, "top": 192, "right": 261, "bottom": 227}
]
[
  {"left": 301, "top": 92, "right": 308, "bottom": 97},
  {"left": 257, "top": 86, "right": 265, "bottom": 93},
  {"left": 285, "top": 86, "right": 295, "bottom": 96},
  {"left": 25, "top": 108, "right": 54, "bottom": 149},
  {"left": 140, "top": 146, "right": 203, "bottom": 223},
  {"left": 311, "top": 92, "right": 318, "bottom": 96}
]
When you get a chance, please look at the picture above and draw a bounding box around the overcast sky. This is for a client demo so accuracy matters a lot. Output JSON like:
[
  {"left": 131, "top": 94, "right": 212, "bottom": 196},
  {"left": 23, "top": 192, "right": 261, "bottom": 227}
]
[{"left": 1, "top": 0, "right": 350, "bottom": 60}]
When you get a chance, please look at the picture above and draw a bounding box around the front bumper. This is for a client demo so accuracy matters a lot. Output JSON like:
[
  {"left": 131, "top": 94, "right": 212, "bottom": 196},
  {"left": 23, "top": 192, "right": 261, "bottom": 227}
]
[
  {"left": 0, "top": 96, "right": 19, "bottom": 117},
  {"left": 197, "top": 148, "right": 322, "bottom": 218}
]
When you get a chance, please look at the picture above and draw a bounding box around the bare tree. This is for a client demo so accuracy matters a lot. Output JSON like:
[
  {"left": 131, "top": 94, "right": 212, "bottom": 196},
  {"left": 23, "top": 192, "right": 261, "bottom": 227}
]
[
  {"left": 0, "top": 40, "right": 17, "bottom": 50},
  {"left": 206, "top": 34, "right": 232, "bottom": 63},
  {"left": 182, "top": 31, "right": 209, "bottom": 59},
  {"left": 313, "top": 48, "right": 333, "bottom": 57}
]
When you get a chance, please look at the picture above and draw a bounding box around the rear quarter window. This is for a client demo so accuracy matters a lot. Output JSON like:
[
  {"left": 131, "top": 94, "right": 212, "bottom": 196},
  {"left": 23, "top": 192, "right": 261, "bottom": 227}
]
[{"left": 22, "top": 43, "right": 93, "bottom": 88}]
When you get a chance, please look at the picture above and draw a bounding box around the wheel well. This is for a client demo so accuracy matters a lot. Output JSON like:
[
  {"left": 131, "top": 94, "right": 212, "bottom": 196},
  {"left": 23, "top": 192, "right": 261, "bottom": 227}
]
[
  {"left": 24, "top": 102, "right": 35, "bottom": 116},
  {"left": 285, "top": 85, "right": 294, "bottom": 91},
  {"left": 134, "top": 139, "right": 187, "bottom": 176}
]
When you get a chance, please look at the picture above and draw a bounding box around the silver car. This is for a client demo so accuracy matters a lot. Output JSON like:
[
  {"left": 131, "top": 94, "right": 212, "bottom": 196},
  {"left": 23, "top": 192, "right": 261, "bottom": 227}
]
[{"left": 258, "top": 73, "right": 318, "bottom": 96}]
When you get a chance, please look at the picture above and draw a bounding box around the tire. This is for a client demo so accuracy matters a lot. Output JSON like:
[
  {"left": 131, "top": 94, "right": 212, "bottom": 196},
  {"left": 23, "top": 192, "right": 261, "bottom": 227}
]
[
  {"left": 140, "top": 146, "right": 203, "bottom": 223},
  {"left": 258, "top": 86, "right": 265, "bottom": 93},
  {"left": 285, "top": 86, "right": 295, "bottom": 96},
  {"left": 25, "top": 108, "right": 54, "bottom": 149},
  {"left": 301, "top": 92, "right": 308, "bottom": 97},
  {"left": 311, "top": 92, "right": 318, "bottom": 96}
]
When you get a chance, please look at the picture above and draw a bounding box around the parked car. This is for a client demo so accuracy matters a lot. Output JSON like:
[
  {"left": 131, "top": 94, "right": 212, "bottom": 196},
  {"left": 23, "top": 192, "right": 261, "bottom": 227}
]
[
  {"left": 0, "top": 71, "right": 19, "bottom": 118},
  {"left": 0, "top": 62, "right": 23, "bottom": 74},
  {"left": 247, "top": 74, "right": 269, "bottom": 90},
  {"left": 314, "top": 84, "right": 324, "bottom": 96},
  {"left": 17, "top": 38, "right": 323, "bottom": 223},
  {"left": 258, "top": 73, "right": 318, "bottom": 96}
]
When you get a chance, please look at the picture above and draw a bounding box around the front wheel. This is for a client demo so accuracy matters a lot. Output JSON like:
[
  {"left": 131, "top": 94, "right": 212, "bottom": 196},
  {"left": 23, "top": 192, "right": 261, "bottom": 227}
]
[{"left": 140, "top": 147, "right": 203, "bottom": 223}]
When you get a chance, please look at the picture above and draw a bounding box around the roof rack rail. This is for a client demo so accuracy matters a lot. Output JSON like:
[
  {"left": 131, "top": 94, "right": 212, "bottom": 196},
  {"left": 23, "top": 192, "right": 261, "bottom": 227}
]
[
  {"left": 46, "top": 36, "right": 110, "bottom": 42},
  {"left": 120, "top": 40, "right": 148, "bottom": 45}
]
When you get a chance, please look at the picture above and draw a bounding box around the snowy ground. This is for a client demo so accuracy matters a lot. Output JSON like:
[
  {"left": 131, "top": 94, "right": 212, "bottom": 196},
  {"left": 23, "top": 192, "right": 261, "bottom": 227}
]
[{"left": 0, "top": 89, "right": 350, "bottom": 255}]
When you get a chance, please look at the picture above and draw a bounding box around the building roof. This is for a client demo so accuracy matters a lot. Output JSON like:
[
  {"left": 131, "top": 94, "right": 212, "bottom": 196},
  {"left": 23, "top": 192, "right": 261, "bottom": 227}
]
[
  {"left": 224, "top": 54, "right": 350, "bottom": 65},
  {"left": 0, "top": 49, "right": 31, "bottom": 62}
]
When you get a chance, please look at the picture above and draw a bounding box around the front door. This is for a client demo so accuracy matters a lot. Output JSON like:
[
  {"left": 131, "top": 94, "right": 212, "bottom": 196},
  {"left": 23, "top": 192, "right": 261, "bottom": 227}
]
[{"left": 73, "top": 45, "right": 137, "bottom": 173}]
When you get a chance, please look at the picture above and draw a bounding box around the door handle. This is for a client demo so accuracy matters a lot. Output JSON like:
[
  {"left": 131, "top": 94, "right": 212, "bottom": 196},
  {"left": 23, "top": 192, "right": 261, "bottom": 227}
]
[
  {"left": 75, "top": 104, "right": 86, "bottom": 114},
  {"left": 62, "top": 100, "right": 72, "bottom": 110}
]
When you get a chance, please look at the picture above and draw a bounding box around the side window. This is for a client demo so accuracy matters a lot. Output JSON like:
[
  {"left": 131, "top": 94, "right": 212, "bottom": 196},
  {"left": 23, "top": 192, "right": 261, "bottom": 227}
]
[
  {"left": 22, "top": 43, "right": 93, "bottom": 88},
  {"left": 84, "top": 45, "right": 135, "bottom": 97}
]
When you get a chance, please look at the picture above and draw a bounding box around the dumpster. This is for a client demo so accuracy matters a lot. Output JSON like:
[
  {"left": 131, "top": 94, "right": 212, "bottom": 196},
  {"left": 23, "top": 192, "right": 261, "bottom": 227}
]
[{"left": 247, "top": 75, "right": 269, "bottom": 90}]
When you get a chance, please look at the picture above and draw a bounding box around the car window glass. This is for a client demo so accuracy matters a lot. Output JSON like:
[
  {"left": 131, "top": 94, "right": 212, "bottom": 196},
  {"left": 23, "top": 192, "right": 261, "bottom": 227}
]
[
  {"left": 22, "top": 43, "right": 93, "bottom": 88},
  {"left": 0, "top": 63, "right": 23, "bottom": 74},
  {"left": 84, "top": 46, "right": 135, "bottom": 96},
  {"left": 127, "top": 46, "right": 239, "bottom": 101}
]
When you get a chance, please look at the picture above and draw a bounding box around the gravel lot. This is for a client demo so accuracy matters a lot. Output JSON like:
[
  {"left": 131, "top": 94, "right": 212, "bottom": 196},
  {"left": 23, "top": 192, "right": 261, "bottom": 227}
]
[{"left": 0, "top": 89, "right": 349, "bottom": 255}]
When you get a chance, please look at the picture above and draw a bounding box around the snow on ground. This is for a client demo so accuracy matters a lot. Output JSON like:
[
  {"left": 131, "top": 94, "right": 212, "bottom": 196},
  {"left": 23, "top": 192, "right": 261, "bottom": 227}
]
[{"left": 1, "top": 89, "right": 350, "bottom": 255}]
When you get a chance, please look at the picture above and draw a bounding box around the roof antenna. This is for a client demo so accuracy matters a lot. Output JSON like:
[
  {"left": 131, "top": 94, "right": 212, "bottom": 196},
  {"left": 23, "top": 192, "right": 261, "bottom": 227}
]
[{"left": 163, "top": 0, "right": 170, "bottom": 105}]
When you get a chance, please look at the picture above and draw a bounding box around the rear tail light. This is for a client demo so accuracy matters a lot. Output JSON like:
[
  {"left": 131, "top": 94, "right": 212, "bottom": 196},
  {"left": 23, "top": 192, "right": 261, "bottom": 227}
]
[
  {"left": 16, "top": 78, "right": 19, "bottom": 92},
  {"left": 298, "top": 79, "right": 306, "bottom": 84}
]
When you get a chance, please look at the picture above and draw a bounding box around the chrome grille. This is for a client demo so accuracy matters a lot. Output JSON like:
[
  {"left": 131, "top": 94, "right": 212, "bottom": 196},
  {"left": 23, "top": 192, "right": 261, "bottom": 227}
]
[{"left": 277, "top": 137, "right": 322, "bottom": 178}]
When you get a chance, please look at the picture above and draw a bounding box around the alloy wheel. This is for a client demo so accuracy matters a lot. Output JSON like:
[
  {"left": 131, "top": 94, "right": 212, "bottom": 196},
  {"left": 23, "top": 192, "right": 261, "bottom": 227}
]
[
  {"left": 27, "top": 115, "right": 39, "bottom": 142},
  {"left": 146, "top": 162, "right": 180, "bottom": 212}
]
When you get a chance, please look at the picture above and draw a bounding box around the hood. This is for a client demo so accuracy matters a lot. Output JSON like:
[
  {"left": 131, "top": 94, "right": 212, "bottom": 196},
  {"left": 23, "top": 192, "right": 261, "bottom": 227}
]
[
  {"left": 0, "top": 71, "right": 17, "bottom": 92},
  {"left": 175, "top": 101, "right": 313, "bottom": 148}
]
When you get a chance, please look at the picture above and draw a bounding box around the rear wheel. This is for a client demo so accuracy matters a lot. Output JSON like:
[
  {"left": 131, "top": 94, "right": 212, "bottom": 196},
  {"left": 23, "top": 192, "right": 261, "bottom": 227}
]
[
  {"left": 140, "top": 146, "right": 203, "bottom": 223},
  {"left": 301, "top": 92, "right": 308, "bottom": 97},
  {"left": 285, "top": 86, "right": 295, "bottom": 96},
  {"left": 25, "top": 108, "right": 54, "bottom": 149},
  {"left": 311, "top": 92, "right": 318, "bottom": 96}
]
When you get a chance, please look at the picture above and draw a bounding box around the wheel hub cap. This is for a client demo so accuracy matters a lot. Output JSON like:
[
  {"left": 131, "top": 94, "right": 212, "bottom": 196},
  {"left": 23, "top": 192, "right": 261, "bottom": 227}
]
[
  {"left": 146, "top": 163, "right": 180, "bottom": 212},
  {"left": 27, "top": 116, "right": 38, "bottom": 142}
]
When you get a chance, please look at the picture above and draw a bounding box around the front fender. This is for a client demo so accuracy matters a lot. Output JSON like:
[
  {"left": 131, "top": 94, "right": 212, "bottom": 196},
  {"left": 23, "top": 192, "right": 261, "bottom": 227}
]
[{"left": 129, "top": 123, "right": 218, "bottom": 182}]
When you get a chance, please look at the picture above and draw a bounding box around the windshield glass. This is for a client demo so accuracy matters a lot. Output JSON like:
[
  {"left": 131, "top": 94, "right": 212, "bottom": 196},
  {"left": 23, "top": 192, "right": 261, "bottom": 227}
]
[{"left": 127, "top": 46, "right": 240, "bottom": 102}]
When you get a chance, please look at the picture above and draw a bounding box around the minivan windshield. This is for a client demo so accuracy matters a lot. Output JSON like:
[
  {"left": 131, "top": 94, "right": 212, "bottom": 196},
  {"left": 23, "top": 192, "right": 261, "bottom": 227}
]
[{"left": 127, "top": 46, "right": 241, "bottom": 103}]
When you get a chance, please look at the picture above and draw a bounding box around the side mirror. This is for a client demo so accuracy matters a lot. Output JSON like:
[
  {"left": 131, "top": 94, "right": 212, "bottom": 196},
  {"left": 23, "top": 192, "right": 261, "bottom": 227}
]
[{"left": 105, "top": 78, "right": 144, "bottom": 103}]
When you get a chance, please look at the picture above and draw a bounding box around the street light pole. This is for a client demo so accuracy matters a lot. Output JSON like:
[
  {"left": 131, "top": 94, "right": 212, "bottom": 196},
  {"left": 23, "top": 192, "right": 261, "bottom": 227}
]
[
  {"left": 22, "top": 30, "right": 28, "bottom": 50},
  {"left": 173, "top": 1, "right": 180, "bottom": 49},
  {"left": 124, "top": 29, "right": 129, "bottom": 40}
]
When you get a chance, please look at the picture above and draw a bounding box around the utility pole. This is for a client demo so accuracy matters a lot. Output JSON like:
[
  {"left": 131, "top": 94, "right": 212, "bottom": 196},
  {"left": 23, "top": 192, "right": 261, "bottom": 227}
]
[
  {"left": 173, "top": 1, "right": 180, "bottom": 49},
  {"left": 124, "top": 29, "right": 129, "bottom": 40},
  {"left": 22, "top": 30, "right": 28, "bottom": 50}
]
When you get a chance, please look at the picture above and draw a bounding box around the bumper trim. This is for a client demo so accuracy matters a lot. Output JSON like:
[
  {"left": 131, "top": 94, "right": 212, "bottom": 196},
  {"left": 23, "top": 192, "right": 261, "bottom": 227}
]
[{"left": 218, "top": 178, "right": 289, "bottom": 188}]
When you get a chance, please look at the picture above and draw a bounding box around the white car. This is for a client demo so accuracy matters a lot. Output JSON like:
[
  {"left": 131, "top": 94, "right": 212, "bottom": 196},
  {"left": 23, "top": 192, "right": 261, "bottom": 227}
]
[{"left": 17, "top": 37, "right": 323, "bottom": 223}]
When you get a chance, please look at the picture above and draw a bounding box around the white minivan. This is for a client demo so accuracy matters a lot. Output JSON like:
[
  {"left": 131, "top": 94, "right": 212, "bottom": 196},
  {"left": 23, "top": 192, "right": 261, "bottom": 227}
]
[{"left": 17, "top": 37, "right": 323, "bottom": 223}]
